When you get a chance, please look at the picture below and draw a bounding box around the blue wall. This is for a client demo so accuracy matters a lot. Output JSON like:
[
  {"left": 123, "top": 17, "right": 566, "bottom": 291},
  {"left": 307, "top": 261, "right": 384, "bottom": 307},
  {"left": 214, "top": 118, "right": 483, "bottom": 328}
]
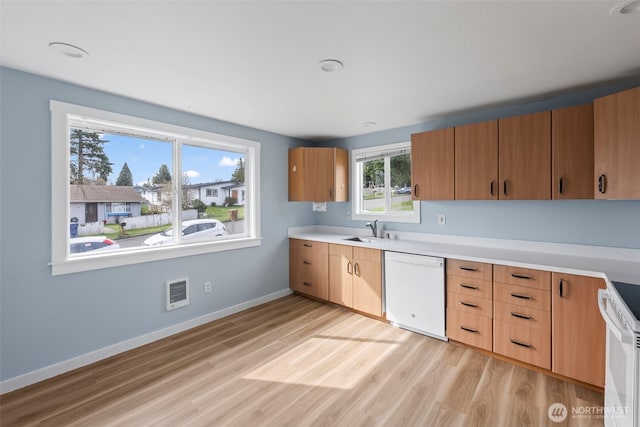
[
  {"left": 315, "top": 81, "right": 640, "bottom": 249},
  {"left": 0, "top": 67, "right": 314, "bottom": 381}
]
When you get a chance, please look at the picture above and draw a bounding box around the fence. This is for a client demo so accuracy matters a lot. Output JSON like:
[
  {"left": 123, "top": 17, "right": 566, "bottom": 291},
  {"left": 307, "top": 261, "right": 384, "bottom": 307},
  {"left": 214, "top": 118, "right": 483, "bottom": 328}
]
[{"left": 77, "top": 209, "right": 198, "bottom": 236}]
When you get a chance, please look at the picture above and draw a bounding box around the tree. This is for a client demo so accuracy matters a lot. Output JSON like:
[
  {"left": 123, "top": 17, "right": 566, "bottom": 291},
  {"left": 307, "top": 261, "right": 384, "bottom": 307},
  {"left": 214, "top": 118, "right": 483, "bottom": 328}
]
[
  {"left": 390, "top": 153, "right": 411, "bottom": 188},
  {"left": 152, "top": 164, "right": 172, "bottom": 184},
  {"left": 115, "top": 162, "right": 133, "bottom": 186},
  {"left": 231, "top": 158, "right": 245, "bottom": 183},
  {"left": 69, "top": 129, "right": 113, "bottom": 184}
]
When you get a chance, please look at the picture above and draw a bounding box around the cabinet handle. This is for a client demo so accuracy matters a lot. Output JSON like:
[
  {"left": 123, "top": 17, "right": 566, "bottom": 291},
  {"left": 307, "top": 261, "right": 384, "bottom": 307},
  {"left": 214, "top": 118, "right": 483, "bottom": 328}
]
[
  {"left": 354, "top": 263, "right": 360, "bottom": 276},
  {"left": 303, "top": 282, "right": 312, "bottom": 287},
  {"left": 503, "top": 181, "right": 507, "bottom": 196},
  {"left": 329, "top": 188, "right": 333, "bottom": 199},
  {"left": 510, "top": 312, "right": 532, "bottom": 321},
  {"left": 459, "top": 266, "right": 478, "bottom": 272},
  {"left": 303, "top": 261, "right": 312, "bottom": 265},
  {"left": 511, "top": 273, "right": 531, "bottom": 280},
  {"left": 347, "top": 261, "right": 353, "bottom": 275},
  {"left": 303, "top": 243, "right": 312, "bottom": 248},
  {"left": 559, "top": 279, "right": 565, "bottom": 297},
  {"left": 510, "top": 339, "right": 533, "bottom": 349},
  {"left": 510, "top": 293, "right": 533, "bottom": 300},
  {"left": 414, "top": 184, "right": 418, "bottom": 197},
  {"left": 559, "top": 177, "right": 565, "bottom": 194},
  {"left": 460, "top": 301, "right": 479, "bottom": 308},
  {"left": 459, "top": 283, "right": 479, "bottom": 290},
  {"left": 598, "top": 174, "right": 606, "bottom": 194},
  {"left": 460, "top": 326, "right": 478, "bottom": 334},
  {"left": 490, "top": 181, "right": 495, "bottom": 196}
]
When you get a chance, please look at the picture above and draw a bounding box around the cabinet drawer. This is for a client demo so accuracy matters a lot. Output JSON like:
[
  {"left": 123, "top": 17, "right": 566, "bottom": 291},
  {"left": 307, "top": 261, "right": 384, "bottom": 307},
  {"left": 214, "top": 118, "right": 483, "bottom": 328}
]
[
  {"left": 446, "top": 309, "right": 493, "bottom": 352},
  {"left": 446, "top": 275, "right": 493, "bottom": 300},
  {"left": 447, "top": 291, "right": 492, "bottom": 317},
  {"left": 494, "top": 282, "right": 550, "bottom": 311},
  {"left": 494, "top": 320, "right": 551, "bottom": 369},
  {"left": 447, "top": 259, "right": 493, "bottom": 281},
  {"left": 494, "top": 265, "right": 551, "bottom": 290},
  {"left": 494, "top": 300, "right": 550, "bottom": 331}
]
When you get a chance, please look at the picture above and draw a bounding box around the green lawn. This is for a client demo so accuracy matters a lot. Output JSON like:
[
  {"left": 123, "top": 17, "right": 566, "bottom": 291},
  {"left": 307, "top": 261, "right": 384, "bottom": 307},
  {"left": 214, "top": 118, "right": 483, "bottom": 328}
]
[{"left": 98, "top": 206, "right": 243, "bottom": 239}]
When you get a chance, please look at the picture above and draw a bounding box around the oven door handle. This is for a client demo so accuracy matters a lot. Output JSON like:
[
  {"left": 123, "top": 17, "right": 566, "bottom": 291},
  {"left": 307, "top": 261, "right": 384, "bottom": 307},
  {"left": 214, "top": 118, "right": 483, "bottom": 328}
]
[{"left": 598, "top": 289, "right": 633, "bottom": 344}]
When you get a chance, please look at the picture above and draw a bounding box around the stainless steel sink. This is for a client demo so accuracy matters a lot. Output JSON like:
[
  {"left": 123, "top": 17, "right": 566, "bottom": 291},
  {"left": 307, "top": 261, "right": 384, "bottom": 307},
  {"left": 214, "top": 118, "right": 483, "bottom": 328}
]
[{"left": 343, "top": 236, "right": 378, "bottom": 243}]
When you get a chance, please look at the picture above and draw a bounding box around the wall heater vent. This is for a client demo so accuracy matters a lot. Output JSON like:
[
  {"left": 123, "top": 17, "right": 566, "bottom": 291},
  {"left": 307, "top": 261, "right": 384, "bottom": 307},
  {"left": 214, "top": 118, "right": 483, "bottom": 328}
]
[{"left": 166, "top": 278, "right": 189, "bottom": 311}]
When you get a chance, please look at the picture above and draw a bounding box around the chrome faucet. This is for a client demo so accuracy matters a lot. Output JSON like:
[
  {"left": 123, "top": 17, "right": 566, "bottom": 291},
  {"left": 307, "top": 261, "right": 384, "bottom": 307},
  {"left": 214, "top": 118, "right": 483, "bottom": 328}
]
[{"left": 366, "top": 220, "right": 378, "bottom": 237}]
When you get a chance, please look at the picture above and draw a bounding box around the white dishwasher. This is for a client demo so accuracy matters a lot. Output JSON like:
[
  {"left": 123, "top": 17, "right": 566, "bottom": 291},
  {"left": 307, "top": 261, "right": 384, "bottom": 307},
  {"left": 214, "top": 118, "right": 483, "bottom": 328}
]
[{"left": 385, "top": 251, "right": 447, "bottom": 341}]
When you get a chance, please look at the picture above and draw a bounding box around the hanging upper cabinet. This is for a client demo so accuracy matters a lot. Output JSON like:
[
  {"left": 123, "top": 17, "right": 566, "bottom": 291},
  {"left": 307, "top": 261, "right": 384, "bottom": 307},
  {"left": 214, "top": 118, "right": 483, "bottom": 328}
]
[
  {"left": 288, "top": 147, "right": 349, "bottom": 202},
  {"left": 551, "top": 103, "right": 594, "bottom": 199},
  {"left": 594, "top": 86, "right": 640, "bottom": 199},
  {"left": 498, "top": 112, "right": 551, "bottom": 200},
  {"left": 411, "top": 128, "right": 455, "bottom": 200},
  {"left": 454, "top": 120, "right": 499, "bottom": 200}
]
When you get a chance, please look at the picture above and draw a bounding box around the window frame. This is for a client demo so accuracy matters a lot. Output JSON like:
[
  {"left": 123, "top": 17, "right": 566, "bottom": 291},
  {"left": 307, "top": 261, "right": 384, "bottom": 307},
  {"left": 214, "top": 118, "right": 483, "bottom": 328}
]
[
  {"left": 351, "top": 141, "right": 420, "bottom": 223},
  {"left": 50, "top": 100, "right": 261, "bottom": 276}
]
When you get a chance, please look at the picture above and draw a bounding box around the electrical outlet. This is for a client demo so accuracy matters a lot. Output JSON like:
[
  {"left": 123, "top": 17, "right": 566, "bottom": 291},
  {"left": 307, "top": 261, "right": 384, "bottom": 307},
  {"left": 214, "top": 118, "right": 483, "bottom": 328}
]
[
  {"left": 437, "top": 214, "right": 446, "bottom": 225},
  {"left": 204, "top": 281, "right": 212, "bottom": 293}
]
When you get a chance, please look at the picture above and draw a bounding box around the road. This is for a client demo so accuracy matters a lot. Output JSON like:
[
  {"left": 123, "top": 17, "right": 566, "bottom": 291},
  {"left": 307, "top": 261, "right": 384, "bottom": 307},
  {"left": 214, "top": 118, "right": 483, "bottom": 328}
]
[
  {"left": 363, "top": 194, "right": 411, "bottom": 210},
  {"left": 115, "top": 219, "right": 244, "bottom": 248}
]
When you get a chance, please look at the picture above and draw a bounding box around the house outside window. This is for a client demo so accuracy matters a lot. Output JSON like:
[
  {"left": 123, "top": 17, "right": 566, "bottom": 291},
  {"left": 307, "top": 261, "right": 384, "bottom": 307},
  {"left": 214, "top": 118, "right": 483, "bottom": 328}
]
[
  {"left": 351, "top": 142, "right": 420, "bottom": 223},
  {"left": 51, "top": 100, "right": 261, "bottom": 275}
]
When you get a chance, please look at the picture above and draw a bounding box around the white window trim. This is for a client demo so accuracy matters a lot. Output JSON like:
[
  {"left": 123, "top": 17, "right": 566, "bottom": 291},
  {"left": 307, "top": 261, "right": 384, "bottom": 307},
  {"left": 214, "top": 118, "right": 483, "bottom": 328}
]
[
  {"left": 50, "top": 100, "right": 261, "bottom": 275},
  {"left": 351, "top": 142, "right": 420, "bottom": 223}
]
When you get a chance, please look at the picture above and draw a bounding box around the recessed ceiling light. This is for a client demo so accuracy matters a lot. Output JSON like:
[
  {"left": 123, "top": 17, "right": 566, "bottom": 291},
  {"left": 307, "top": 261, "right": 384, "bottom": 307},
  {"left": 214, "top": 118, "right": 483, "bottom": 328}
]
[
  {"left": 319, "top": 59, "right": 344, "bottom": 72},
  {"left": 362, "top": 121, "right": 377, "bottom": 128},
  {"left": 611, "top": 0, "right": 640, "bottom": 15},
  {"left": 49, "top": 42, "right": 89, "bottom": 58}
]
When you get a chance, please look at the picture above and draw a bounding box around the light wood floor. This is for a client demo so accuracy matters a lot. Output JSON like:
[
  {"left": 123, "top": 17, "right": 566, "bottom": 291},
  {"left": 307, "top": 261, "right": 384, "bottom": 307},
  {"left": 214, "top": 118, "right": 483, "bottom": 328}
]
[{"left": 0, "top": 295, "right": 604, "bottom": 426}]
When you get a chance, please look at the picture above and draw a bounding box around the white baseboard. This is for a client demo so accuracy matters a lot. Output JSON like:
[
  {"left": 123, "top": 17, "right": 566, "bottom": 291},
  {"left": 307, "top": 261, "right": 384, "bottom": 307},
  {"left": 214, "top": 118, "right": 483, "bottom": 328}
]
[{"left": 0, "top": 288, "right": 292, "bottom": 395}]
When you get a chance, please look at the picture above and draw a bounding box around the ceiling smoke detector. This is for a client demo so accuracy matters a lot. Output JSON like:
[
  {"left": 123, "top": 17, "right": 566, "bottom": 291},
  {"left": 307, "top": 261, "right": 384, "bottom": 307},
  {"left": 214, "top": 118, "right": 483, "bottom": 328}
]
[
  {"left": 49, "top": 42, "right": 89, "bottom": 58},
  {"left": 318, "top": 59, "right": 344, "bottom": 72},
  {"left": 611, "top": 0, "right": 640, "bottom": 15}
]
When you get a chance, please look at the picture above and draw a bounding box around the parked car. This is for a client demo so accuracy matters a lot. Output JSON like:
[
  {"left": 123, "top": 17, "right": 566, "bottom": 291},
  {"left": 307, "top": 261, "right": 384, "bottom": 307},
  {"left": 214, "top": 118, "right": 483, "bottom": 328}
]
[
  {"left": 396, "top": 186, "right": 412, "bottom": 194},
  {"left": 142, "top": 219, "right": 228, "bottom": 246},
  {"left": 70, "top": 236, "right": 120, "bottom": 254}
]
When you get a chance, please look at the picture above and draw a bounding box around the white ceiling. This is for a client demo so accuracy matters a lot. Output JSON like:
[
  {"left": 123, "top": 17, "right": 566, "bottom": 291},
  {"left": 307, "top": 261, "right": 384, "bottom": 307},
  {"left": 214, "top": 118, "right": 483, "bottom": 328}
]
[{"left": 1, "top": 1, "right": 639, "bottom": 141}]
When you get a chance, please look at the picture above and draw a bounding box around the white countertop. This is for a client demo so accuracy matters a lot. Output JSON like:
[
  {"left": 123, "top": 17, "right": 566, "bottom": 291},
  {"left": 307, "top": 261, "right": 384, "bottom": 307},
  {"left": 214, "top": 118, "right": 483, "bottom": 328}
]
[{"left": 288, "top": 226, "right": 640, "bottom": 287}]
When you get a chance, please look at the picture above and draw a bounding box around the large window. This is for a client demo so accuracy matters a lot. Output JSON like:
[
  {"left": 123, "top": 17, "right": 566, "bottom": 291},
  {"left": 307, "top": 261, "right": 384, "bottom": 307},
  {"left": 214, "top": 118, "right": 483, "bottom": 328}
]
[
  {"left": 51, "top": 101, "right": 261, "bottom": 275},
  {"left": 351, "top": 142, "right": 420, "bottom": 223}
]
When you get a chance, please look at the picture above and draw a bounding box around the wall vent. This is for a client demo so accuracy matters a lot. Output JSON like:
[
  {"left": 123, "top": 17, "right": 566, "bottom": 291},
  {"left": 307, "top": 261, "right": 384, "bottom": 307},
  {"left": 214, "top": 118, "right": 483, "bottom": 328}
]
[{"left": 166, "top": 278, "right": 189, "bottom": 311}]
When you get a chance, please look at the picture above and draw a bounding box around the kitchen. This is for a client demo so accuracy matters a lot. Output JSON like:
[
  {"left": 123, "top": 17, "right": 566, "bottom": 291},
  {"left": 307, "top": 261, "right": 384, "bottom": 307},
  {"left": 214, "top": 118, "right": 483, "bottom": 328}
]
[{"left": 2, "top": 0, "right": 638, "bottom": 427}]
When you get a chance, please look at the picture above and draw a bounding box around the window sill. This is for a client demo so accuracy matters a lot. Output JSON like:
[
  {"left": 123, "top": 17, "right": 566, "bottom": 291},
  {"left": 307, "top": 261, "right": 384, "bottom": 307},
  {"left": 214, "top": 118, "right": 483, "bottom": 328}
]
[
  {"left": 351, "top": 211, "right": 420, "bottom": 224},
  {"left": 51, "top": 237, "right": 262, "bottom": 276}
]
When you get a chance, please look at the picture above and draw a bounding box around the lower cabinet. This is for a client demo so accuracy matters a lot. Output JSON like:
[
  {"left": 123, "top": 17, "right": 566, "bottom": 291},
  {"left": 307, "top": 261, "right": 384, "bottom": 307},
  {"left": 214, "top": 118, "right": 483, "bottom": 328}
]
[
  {"left": 551, "top": 273, "right": 606, "bottom": 388},
  {"left": 289, "top": 239, "right": 328, "bottom": 300},
  {"left": 329, "top": 244, "right": 382, "bottom": 317}
]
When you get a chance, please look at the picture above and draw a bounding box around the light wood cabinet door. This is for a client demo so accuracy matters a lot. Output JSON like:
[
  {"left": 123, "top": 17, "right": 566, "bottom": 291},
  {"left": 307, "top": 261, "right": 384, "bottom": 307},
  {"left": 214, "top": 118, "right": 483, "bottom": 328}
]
[
  {"left": 551, "top": 273, "right": 606, "bottom": 387},
  {"left": 328, "top": 244, "right": 353, "bottom": 307},
  {"left": 454, "top": 120, "right": 499, "bottom": 200},
  {"left": 288, "top": 148, "right": 305, "bottom": 201},
  {"left": 352, "top": 247, "right": 382, "bottom": 317},
  {"left": 411, "top": 128, "right": 454, "bottom": 200},
  {"left": 594, "top": 86, "right": 640, "bottom": 199},
  {"left": 498, "top": 112, "right": 551, "bottom": 200},
  {"left": 288, "top": 147, "right": 349, "bottom": 202},
  {"left": 304, "top": 148, "right": 335, "bottom": 202},
  {"left": 552, "top": 103, "right": 594, "bottom": 199}
]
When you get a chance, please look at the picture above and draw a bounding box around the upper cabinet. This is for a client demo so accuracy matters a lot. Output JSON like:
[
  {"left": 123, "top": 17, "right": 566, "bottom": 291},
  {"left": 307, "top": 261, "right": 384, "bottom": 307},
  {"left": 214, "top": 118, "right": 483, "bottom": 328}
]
[
  {"left": 498, "top": 111, "right": 551, "bottom": 200},
  {"left": 552, "top": 103, "right": 594, "bottom": 199},
  {"left": 594, "top": 86, "right": 640, "bottom": 199},
  {"left": 288, "top": 147, "right": 349, "bottom": 202},
  {"left": 454, "top": 120, "right": 499, "bottom": 200},
  {"left": 411, "top": 128, "right": 454, "bottom": 200}
]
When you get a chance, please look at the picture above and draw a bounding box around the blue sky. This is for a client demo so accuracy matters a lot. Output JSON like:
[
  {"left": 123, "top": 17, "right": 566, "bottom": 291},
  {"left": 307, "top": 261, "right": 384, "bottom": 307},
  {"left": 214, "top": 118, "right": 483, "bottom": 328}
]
[{"left": 101, "top": 134, "right": 243, "bottom": 186}]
